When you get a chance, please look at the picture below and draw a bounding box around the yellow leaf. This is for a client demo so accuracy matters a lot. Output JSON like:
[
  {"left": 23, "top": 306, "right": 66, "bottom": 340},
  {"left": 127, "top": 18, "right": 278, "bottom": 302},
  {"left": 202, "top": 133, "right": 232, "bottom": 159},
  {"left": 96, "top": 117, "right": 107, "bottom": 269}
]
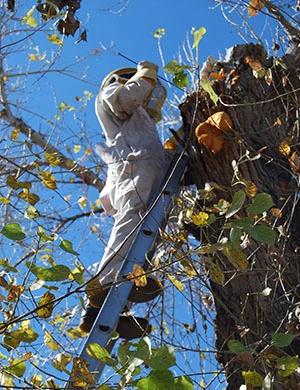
[
  {"left": 209, "top": 261, "right": 225, "bottom": 285},
  {"left": 168, "top": 274, "right": 184, "bottom": 291},
  {"left": 67, "top": 327, "right": 86, "bottom": 340},
  {"left": 45, "top": 151, "right": 61, "bottom": 167},
  {"left": 244, "top": 181, "right": 257, "bottom": 198},
  {"left": 7, "top": 175, "right": 31, "bottom": 190},
  {"left": 248, "top": 0, "right": 265, "bottom": 16},
  {"left": 78, "top": 196, "right": 87, "bottom": 209},
  {"left": 7, "top": 285, "right": 24, "bottom": 301},
  {"left": 19, "top": 190, "right": 40, "bottom": 205},
  {"left": 48, "top": 34, "right": 63, "bottom": 47},
  {"left": 28, "top": 53, "right": 37, "bottom": 61},
  {"left": 59, "top": 102, "right": 75, "bottom": 112},
  {"left": 22, "top": 6, "right": 38, "bottom": 27},
  {"left": 73, "top": 144, "right": 81, "bottom": 153},
  {"left": 278, "top": 139, "right": 291, "bottom": 156},
  {"left": 10, "top": 128, "right": 20, "bottom": 141},
  {"left": 223, "top": 245, "right": 249, "bottom": 271},
  {"left": 85, "top": 148, "right": 92, "bottom": 156},
  {"left": 0, "top": 197, "right": 10, "bottom": 204},
  {"left": 41, "top": 171, "right": 57, "bottom": 190},
  {"left": 44, "top": 330, "right": 60, "bottom": 350},
  {"left": 127, "top": 264, "right": 147, "bottom": 287},
  {"left": 30, "top": 374, "right": 43, "bottom": 387},
  {"left": 52, "top": 353, "right": 72, "bottom": 372},
  {"left": 192, "top": 211, "right": 209, "bottom": 226},
  {"left": 70, "top": 357, "right": 95, "bottom": 387},
  {"left": 37, "top": 291, "right": 55, "bottom": 318},
  {"left": 271, "top": 208, "right": 282, "bottom": 219}
]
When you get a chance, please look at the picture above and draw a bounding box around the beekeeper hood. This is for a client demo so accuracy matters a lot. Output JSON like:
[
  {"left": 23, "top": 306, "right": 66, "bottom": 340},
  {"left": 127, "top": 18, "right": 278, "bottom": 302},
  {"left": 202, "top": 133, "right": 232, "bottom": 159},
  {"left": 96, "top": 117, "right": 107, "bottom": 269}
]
[{"left": 101, "top": 66, "right": 166, "bottom": 122}]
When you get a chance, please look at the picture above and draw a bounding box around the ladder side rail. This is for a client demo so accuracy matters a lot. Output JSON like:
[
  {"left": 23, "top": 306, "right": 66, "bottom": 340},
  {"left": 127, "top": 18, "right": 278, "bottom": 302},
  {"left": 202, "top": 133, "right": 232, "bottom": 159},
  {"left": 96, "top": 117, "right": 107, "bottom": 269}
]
[{"left": 65, "top": 151, "right": 188, "bottom": 389}]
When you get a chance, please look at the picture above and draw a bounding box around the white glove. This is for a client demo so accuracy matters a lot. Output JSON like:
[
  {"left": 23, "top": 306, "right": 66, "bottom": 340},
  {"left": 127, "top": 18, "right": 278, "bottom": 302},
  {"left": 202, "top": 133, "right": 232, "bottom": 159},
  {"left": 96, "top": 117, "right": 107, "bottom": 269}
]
[{"left": 133, "top": 60, "right": 158, "bottom": 81}]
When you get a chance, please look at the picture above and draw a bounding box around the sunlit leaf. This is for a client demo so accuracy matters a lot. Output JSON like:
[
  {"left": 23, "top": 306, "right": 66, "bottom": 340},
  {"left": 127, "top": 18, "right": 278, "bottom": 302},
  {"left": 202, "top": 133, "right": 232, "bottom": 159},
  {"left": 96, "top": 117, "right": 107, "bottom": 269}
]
[
  {"left": 44, "top": 330, "right": 60, "bottom": 350},
  {"left": 4, "top": 320, "right": 38, "bottom": 349},
  {"left": 70, "top": 357, "right": 95, "bottom": 387},
  {"left": 22, "top": 6, "right": 38, "bottom": 27},
  {"left": 37, "top": 226, "right": 56, "bottom": 242},
  {"left": 200, "top": 80, "right": 219, "bottom": 105},
  {"left": 60, "top": 239, "right": 79, "bottom": 255},
  {"left": 191, "top": 211, "right": 209, "bottom": 226},
  {"left": 244, "top": 181, "right": 257, "bottom": 198},
  {"left": 24, "top": 205, "right": 40, "bottom": 219},
  {"left": 37, "top": 291, "right": 55, "bottom": 318},
  {"left": 69, "top": 265, "right": 85, "bottom": 285},
  {"left": 174, "top": 375, "right": 194, "bottom": 390},
  {"left": 7, "top": 175, "right": 31, "bottom": 190},
  {"left": 0, "top": 258, "right": 17, "bottom": 273},
  {"left": 272, "top": 332, "right": 294, "bottom": 348},
  {"left": 41, "top": 170, "right": 57, "bottom": 190},
  {"left": 248, "top": 0, "right": 265, "bottom": 17},
  {"left": 52, "top": 353, "right": 72, "bottom": 372},
  {"left": 67, "top": 327, "right": 86, "bottom": 339},
  {"left": 1, "top": 223, "right": 26, "bottom": 241},
  {"left": 127, "top": 264, "right": 147, "bottom": 287},
  {"left": 153, "top": 28, "right": 165, "bottom": 38},
  {"left": 192, "top": 26, "right": 206, "bottom": 49},
  {"left": 168, "top": 274, "right": 184, "bottom": 292},
  {"left": 149, "top": 346, "right": 176, "bottom": 370},
  {"left": 59, "top": 102, "right": 75, "bottom": 112},
  {"left": 242, "top": 370, "right": 263, "bottom": 386},
  {"left": 78, "top": 196, "right": 87, "bottom": 209},
  {"left": 0, "top": 197, "right": 10, "bottom": 204},
  {"left": 19, "top": 190, "right": 40, "bottom": 205},
  {"left": 10, "top": 127, "right": 20, "bottom": 141},
  {"left": 30, "top": 374, "right": 43, "bottom": 387},
  {"left": 278, "top": 139, "right": 291, "bottom": 156},
  {"left": 6, "top": 357, "right": 26, "bottom": 377},
  {"left": 48, "top": 33, "right": 63, "bottom": 47},
  {"left": 173, "top": 72, "right": 189, "bottom": 88},
  {"left": 163, "top": 60, "right": 191, "bottom": 75},
  {"left": 7, "top": 285, "right": 24, "bottom": 301},
  {"left": 137, "top": 369, "right": 175, "bottom": 390},
  {"left": 276, "top": 356, "right": 299, "bottom": 377},
  {"left": 86, "top": 343, "right": 117, "bottom": 366},
  {"left": 26, "top": 262, "right": 71, "bottom": 281},
  {"left": 226, "top": 190, "right": 246, "bottom": 219},
  {"left": 45, "top": 151, "right": 61, "bottom": 167}
]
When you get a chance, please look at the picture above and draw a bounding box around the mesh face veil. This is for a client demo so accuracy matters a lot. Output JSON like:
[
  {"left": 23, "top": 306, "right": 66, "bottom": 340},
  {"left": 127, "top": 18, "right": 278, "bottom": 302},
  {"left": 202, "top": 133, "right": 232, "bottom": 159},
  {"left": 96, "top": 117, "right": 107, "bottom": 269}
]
[{"left": 101, "top": 67, "right": 166, "bottom": 122}]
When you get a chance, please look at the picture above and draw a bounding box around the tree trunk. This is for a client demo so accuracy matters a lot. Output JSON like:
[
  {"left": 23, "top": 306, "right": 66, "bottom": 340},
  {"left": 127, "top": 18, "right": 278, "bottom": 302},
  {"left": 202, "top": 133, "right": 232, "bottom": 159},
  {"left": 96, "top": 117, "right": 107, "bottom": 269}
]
[{"left": 181, "top": 43, "right": 300, "bottom": 389}]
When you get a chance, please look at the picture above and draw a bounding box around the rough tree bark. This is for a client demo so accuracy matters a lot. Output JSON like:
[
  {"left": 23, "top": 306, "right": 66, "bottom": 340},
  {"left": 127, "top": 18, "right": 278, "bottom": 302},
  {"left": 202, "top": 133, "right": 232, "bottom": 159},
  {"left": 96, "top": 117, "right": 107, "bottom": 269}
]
[{"left": 181, "top": 41, "right": 300, "bottom": 389}]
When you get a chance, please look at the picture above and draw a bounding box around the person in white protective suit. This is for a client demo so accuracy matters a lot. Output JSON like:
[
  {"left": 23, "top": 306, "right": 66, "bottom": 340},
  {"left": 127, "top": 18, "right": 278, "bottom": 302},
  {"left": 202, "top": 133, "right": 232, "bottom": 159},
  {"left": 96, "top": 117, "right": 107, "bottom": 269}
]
[{"left": 80, "top": 61, "right": 168, "bottom": 339}]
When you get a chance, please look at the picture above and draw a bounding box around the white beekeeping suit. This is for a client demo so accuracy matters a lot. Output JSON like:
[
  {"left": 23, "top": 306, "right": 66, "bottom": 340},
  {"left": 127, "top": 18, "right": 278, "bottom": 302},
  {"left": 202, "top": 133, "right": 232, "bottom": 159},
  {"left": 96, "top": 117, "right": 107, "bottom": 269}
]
[{"left": 95, "top": 62, "right": 167, "bottom": 290}]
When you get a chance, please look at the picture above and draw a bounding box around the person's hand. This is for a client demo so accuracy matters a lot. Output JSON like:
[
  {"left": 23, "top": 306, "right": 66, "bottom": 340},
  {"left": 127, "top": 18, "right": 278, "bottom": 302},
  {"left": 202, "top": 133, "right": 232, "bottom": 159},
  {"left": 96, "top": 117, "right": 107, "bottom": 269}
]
[
  {"left": 134, "top": 61, "right": 158, "bottom": 82},
  {"left": 138, "top": 61, "right": 158, "bottom": 72}
]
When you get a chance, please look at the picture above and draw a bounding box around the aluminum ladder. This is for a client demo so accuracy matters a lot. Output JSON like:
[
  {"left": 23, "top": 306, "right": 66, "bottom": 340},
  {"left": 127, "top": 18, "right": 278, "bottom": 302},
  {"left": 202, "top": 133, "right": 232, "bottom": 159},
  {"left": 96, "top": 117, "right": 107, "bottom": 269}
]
[{"left": 65, "top": 146, "right": 188, "bottom": 389}]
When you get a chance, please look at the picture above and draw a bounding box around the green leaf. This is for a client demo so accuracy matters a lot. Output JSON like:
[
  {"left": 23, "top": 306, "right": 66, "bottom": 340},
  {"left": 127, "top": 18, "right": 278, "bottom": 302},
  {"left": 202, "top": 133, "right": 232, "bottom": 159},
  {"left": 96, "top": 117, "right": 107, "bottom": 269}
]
[
  {"left": 272, "top": 332, "right": 294, "bottom": 348},
  {"left": 37, "top": 226, "right": 56, "bottom": 242},
  {"left": 51, "top": 353, "right": 72, "bottom": 372},
  {"left": 86, "top": 343, "right": 116, "bottom": 366},
  {"left": 163, "top": 60, "right": 191, "bottom": 75},
  {"left": 276, "top": 356, "right": 299, "bottom": 377},
  {"left": 135, "top": 336, "right": 152, "bottom": 363},
  {"left": 230, "top": 227, "right": 241, "bottom": 243},
  {"left": 60, "top": 239, "right": 79, "bottom": 255},
  {"left": 6, "top": 358, "right": 26, "bottom": 377},
  {"left": 200, "top": 80, "right": 219, "bottom": 105},
  {"left": 246, "top": 224, "right": 276, "bottom": 245},
  {"left": 153, "top": 28, "right": 165, "bottom": 38},
  {"left": 229, "top": 217, "right": 253, "bottom": 229},
  {"left": 149, "top": 346, "right": 176, "bottom": 370},
  {"left": 242, "top": 370, "right": 264, "bottom": 387},
  {"left": 246, "top": 193, "right": 274, "bottom": 215},
  {"left": 1, "top": 223, "right": 26, "bottom": 241},
  {"left": 174, "top": 376, "right": 194, "bottom": 390},
  {"left": 137, "top": 369, "right": 175, "bottom": 390},
  {"left": 225, "top": 190, "right": 246, "bottom": 219},
  {"left": 173, "top": 72, "right": 189, "bottom": 88},
  {"left": 26, "top": 263, "right": 71, "bottom": 281},
  {"left": 192, "top": 27, "right": 206, "bottom": 49},
  {"left": 228, "top": 339, "right": 247, "bottom": 353},
  {"left": 0, "top": 258, "right": 17, "bottom": 273}
]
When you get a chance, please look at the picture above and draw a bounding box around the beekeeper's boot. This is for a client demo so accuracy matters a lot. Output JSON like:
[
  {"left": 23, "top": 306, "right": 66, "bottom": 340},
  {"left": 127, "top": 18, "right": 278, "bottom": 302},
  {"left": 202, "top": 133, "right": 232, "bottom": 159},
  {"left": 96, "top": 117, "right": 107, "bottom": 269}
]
[
  {"left": 79, "top": 306, "right": 151, "bottom": 339},
  {"left": 86, "top": 276, "right": 162, "bottom": 308}
]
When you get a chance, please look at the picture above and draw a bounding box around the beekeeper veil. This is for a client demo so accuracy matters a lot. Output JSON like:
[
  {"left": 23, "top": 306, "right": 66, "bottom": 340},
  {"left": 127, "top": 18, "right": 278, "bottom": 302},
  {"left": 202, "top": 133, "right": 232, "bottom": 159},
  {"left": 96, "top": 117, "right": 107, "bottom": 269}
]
[{"left": 101, "top": 67, "right": 166, "bottom": 122}]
